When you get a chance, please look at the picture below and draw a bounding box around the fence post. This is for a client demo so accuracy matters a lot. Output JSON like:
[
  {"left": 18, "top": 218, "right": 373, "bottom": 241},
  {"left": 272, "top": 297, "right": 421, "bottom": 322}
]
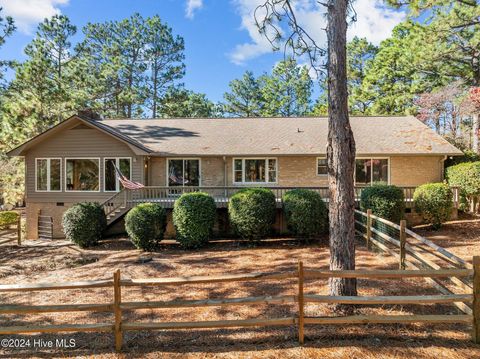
[
  {"left": 114, "top": 269, "right": 123, "bottom": 352},
  {"left": 366, "top": 209, "right": 372, "bottom": 249},
  {"left": 298, "top": 261, "right": 304, "bottom": 345},
  {"left": 473, "top": 256, "right": 480, "bottom": 343},
  {"left": 17, "top": 215, "right": 21, "bottom": 246},
  {"left": 399, "top": 220, "right": 407, "bottom": 270}
]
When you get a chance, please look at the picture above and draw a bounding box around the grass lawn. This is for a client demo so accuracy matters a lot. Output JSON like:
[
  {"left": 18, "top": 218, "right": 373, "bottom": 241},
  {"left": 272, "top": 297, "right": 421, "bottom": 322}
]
[{"left": 0, "top": 219, "right": 479, "bottom": 358}]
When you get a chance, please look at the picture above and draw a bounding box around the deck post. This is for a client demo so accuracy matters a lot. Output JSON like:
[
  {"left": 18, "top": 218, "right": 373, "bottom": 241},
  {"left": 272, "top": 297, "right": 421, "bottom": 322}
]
[
  {"left": 298, "top": 261, "right": 305, "bottom": 345},
  {"left": 366, "top": 209, "right": 372, "bottom": 249},
  {"left": 473, "top": 256, "right": 480, "bottom": 343},
  {"left": 17, "top": 215, "right": 21, "bottom": 246},
  {"left": 399, "top": 220, "right": 407, "bottom": 270},
  {"left": 114, "top": 269, "right": 123, "bottom": 352}
]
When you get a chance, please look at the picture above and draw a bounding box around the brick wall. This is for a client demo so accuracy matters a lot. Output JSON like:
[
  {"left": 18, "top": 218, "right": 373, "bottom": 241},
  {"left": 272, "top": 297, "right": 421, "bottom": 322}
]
[{"left": 390, "top": 156, "right": 444, "bottom": 186}]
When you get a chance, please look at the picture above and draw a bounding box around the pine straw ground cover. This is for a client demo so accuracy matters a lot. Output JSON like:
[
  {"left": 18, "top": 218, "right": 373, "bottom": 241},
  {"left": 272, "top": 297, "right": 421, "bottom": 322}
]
[{"left": 0, "top": 232, "right": 478, "bottom": 358}]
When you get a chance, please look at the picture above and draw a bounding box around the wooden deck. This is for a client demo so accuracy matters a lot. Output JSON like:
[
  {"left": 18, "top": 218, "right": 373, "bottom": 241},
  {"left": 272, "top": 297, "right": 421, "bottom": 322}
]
[{"left": 101, "top": 186, "right": 459, "bottom": 225}]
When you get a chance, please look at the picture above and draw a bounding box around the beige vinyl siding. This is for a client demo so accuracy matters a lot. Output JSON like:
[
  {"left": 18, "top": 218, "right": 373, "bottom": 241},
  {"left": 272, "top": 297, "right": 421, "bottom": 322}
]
[{"left": 25, "top": 127, "right": 144, "bottom": 203}]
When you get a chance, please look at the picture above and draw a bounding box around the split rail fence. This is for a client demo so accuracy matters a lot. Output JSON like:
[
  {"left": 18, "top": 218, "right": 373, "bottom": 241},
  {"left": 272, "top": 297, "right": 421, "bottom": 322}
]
[
  {"left": 354, "top": 209, "right": 474, "bottom": 315},
  {"left": 0, "top": 215, "right": 21, "bottom": 245},
  {"left": 0, "top": 260, "right": 478, "bottom": 352}
]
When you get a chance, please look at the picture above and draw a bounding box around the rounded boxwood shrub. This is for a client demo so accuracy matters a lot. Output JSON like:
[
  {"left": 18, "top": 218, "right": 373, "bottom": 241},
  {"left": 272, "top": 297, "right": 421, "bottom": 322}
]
[
  {"left": 125, "top": 203, "right": 166, "bottom": 251},
  {"left": 283, "top": 189, "right": 328, "bottom": 238},
  {"left": 414, "top": 183, "right": 452, "bottom": 230},
  {"left": 228, "top": 188, "right": 276, "bottom": 240},
  {"left": 446, "top": 161, "right": 480, "bottom": 212},
  {"left": 0, "top": 211, "right": 19, "bottom": 227},
  {"left": 360, "top": 183, "right": 405, "bottom": 222},
  {"left": 62, "top": 202, "right": 107, "bottom": 248},
  {"left": 173, "top": 192, "right": 216, "bottom": 249}
]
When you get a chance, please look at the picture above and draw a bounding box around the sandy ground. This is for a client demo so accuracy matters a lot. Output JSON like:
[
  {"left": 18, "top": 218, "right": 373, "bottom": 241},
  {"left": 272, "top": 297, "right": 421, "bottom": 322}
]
[{"left": 0, "top": 220, "right": 479, "bottom": 358}]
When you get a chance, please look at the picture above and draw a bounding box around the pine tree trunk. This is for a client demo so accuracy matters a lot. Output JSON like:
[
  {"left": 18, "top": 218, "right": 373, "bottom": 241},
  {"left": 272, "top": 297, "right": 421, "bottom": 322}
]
[
  {"left": 326, "top": 0, "right": 357, "bottom": 308},
  {"left": 473, "top": 113, "right": 479, "bottom": 154}
]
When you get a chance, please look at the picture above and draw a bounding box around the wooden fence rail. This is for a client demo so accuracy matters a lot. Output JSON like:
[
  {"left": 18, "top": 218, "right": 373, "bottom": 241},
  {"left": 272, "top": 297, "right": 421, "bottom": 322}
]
[
  {"left": 0, "top": 215, "right": 21, "bottom": 246},
  {"left": 0, "top": 261, "right": 478, "bottom": 352},
  {"left": 354, "top": 209, "right": 474, "bottom": 316}
]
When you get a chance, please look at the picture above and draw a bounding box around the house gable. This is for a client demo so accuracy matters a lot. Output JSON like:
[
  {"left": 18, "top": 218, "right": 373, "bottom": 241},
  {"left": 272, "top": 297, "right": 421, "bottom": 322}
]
[{"left": 6, "top": 115, "right": 151, "bottom": 157}]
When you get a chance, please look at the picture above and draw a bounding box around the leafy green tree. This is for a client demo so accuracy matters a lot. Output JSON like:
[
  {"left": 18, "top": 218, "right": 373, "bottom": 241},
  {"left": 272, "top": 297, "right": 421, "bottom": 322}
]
[
  {"left": 222, "top": 71, "right": 264, "bottom": 117},
  {"left": 360, "top": 22, "right": 430, "bottom": 115},
  {"left": 77, "top": 13, "right": 185, "bottom": 118},
  {"left": 2, "top": 15, "right": 78, "bottom": 143},
  {"left": 0, "top": 7, "right": 15, "bottom": 88},
  {"left": 347, "top": 37, "right": 378, "bottom": 114},
  {"left": 144, "top": 16, "right": 185, "bottom": 118},
  {"left": 158, "top": 87, "right": 215, "bottom": 118},
  {"left": 260, "top": 58, "right": 312, "bottom": 117}
]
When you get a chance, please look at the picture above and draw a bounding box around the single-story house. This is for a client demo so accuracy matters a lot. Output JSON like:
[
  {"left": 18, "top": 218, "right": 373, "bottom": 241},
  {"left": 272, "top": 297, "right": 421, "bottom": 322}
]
[{"left": 7, "top": 114, "right": 462, "bottom": 239}]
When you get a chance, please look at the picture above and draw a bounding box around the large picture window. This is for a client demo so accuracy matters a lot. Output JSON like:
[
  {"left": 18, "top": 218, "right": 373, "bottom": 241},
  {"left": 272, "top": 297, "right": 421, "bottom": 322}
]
[
  {"left": 233, "top": 158, "right": 277, "bottom": 184},
  {"left": 355, "top": 158, "right": 389, "bottom": 185},
  {"left": 104, "top": 158, "right": 131, "bottom": 192},
  {"left": 36, "top": 158, "right": 61, "bottom": 192},
  {"left": 168, "top": 159, "right": 200, "bottom": 187},
  {"left": 65, "top": 158, "right": 100, "bottom": 191}
]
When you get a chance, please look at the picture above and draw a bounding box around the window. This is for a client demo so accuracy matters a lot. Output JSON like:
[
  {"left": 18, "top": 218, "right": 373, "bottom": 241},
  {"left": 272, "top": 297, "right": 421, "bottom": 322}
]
[
  {"left": 104, "top": 158, "right": 131, "bottom": 192},
  {"left": 233, "top": 158, "right": 277, "bottom": 183},
  {"left": 168, "top": 159, "right": 200, "bottom": 186},
  {"left": 36, "top": 158, "right": 61, "bottom": 191},
  {"left": 65, "top": 158, "right": 100, "bottom": 191},
  {"left": 355, "top": 158, "right": 389, "bottom": 185},
  {"left": 317, "top": 158, "right": 327, "bottom": 176}
]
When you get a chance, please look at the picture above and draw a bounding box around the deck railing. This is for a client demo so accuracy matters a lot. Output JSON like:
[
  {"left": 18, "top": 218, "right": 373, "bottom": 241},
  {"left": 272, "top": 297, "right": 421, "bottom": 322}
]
[{"left": 105, "top": 185, "right": 459, "bottom": 210}]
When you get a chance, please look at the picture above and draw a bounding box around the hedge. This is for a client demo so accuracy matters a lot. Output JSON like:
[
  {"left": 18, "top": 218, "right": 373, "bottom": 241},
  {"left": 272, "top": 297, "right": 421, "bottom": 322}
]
[
  {"left": 125, "top": 203, "right": 166, "bottom": 251},
  {"left": 446, "top": 161, "right": 480, "bottom": 212},
  {"left": 173, "top": 192, "right": 216, "bottom": 249},
  {"left": 414, "top": 183, "right": 452, "bottom": 229},
  {"left": 62, "top": 202, "right": 107, "bottom": 248},
  {"left": 360, "top": 183, "right": 405, "bottom": 222},
  {"left": 228, "top": 188, "right": 276, "bottom": 240},
  {"left": 0, "top": 211, "right": 19, "bottom": 228},
  {"left": 283, "top": 189, "right": 328, "bottom": 238}
]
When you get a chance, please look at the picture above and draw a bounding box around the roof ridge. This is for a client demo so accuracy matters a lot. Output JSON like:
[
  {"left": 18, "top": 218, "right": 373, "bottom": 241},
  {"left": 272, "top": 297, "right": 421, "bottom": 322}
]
[{"left": 101, "top": 115, "right": 412, "bottom": 121}]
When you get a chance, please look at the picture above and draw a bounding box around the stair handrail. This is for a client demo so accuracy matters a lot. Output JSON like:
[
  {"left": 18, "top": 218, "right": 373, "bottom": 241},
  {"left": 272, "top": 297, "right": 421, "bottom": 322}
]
[{"left": 101, "top": 188, "right": 130, "bottom": 217}]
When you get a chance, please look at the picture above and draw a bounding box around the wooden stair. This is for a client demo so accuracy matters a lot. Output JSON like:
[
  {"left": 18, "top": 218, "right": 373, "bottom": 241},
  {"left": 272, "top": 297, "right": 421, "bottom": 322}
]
[
  {"left": 101, "top": 189, "right": 133, "bottom": 226},
  {"left": 106, "top": 206, "right": 130, "bottom": 225}
]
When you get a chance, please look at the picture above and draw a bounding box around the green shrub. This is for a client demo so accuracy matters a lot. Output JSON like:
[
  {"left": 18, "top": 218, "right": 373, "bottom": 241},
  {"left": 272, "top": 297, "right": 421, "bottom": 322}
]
[
  {"left": 360, "top": 183, "right": 405, "bottom": 222},
  {"left": 446, "top": 161, "right": 480, "bottom": 212},
  {"left": 62, "top": 202, "right": 107, "bottom": 248},
  {"left": 173, "top": 192, "right": 216, "bottom": 249},
  {"left": 414, "top": 183, "right": 452, "bottom": 229},
  {"left": 125, "top": 203, "right": 166, "bottom": 251},
  {"left": 283, "top": 189, "right": 328, "bottom": 238},
  {"left": 0, "top": 211, "right": 19, "bottom": 228},
  {"left": 228, "top": 188, "right": 276, "bottom": 240}
]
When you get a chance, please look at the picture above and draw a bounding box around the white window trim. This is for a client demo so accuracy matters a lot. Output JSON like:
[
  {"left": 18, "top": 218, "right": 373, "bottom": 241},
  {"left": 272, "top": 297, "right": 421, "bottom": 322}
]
[
  {"left": 64, "top": 157, "right": 101, "bottom": 192},
  {"left": 232, "top": 157, "right": 278, "bottom": 184},
  {"left": 104, "top": 157, "right": 132, "bottom": 192},
  {"left": 35, "top": 158, "right": 62, "bottom": 192},
  {"left": 354, "top": 157, "right": 390, "bottom": 185},
  {"left": 166, "top": 158, "right": 202, "bottom": 187},
  {"left": 316, "top": 157, "right": 327, "bottom": 177}
]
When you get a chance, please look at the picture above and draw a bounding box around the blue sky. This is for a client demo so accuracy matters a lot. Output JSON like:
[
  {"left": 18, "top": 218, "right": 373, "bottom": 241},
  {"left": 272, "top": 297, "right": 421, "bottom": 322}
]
[{"left": 0, "top": 0, "right": 406, "bottom": 103}]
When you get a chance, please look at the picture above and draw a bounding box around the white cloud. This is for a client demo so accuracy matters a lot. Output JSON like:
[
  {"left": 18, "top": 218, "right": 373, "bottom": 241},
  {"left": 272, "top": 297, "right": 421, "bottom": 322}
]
[
  {"left": 0, "top": 0, "right": 69, "bottom": 34},
  {"left": 348, "top": 0, "right": 406, "bottom": 44},
  {"left": 229, "top": 0, "right": 405, "bottom": 65},
  {"left": 185, "top": 0, "right": 203, "bottom": 19}
]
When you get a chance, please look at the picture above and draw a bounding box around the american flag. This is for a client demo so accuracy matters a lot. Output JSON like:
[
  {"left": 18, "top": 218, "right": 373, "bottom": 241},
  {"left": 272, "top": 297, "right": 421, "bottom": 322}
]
[{"left": 113, "top": 164, "right": 144, "bottom": 190}]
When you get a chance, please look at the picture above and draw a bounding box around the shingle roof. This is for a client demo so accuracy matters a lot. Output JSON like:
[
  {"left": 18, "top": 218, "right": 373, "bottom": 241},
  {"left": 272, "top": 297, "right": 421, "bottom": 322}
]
[{"left": 94, "top": 116, "right": 462, "bottom": 156}]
